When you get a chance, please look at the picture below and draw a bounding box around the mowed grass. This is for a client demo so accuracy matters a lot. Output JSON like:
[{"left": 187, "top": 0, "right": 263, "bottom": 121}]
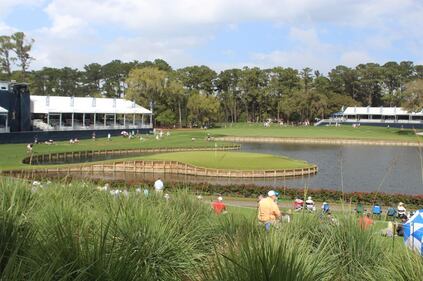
[
  {"left": 139, "top": 151, "right": 312, "bottom": 170},
  {"left": 210, "top": 123, "right": 423, "bottom": 142},
  {"left": 0, "top": 130, "right": 222, "bottom": 170},
  {"left": 1, "top": 123, "right": 421, "bottom": 170}
]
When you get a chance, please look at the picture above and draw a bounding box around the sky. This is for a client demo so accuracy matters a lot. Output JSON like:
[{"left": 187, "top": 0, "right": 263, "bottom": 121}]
[{"left": 1, "top": 0, "right": 423, "bottom": 74}]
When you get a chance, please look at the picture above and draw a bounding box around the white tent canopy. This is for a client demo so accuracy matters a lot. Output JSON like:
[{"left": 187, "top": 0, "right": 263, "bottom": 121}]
[
  {"left": 30, "top": 96, "right": 151, "bottom": 115},
  {"left": 0, "top": 106, "right": 8, "bottom": 113},
  {"left": 342, "top": 107, "right": 423, "bottom": 116}
]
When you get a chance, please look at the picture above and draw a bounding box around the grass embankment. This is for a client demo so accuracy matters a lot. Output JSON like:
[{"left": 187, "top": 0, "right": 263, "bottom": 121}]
[
  {"left": 0, "top": 130, "right": 225, "bottom": 170},
  {"left": 1, "top": 179, "right": 422, "bottom": 281},
  {"left": 210, "top": 123, "right": 423, "bottom": 142},
  {"left": 139, "top": 151, "right": 312, "bottom": 170}
]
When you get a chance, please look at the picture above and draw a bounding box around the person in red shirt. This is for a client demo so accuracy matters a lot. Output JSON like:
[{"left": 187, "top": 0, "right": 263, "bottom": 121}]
[
  {"left": 359, "top": 213, "right": 373, "bottom": 230},
  {"left": 212, "top": 196, "right": 227, "bottom": 215}
]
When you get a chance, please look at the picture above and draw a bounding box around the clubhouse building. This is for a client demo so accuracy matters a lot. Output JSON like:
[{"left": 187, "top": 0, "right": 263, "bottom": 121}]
[{"left": 0, "top": 81, "right": 153, "bottom": 142}]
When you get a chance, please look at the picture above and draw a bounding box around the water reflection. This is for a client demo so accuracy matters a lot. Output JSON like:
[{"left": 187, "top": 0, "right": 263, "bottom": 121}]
[
  {"left": 241, "top": 143, "right": 423, "bottom": 195},
  {"left": 29, "top": 142, "right": 423, "bottom": 195}
]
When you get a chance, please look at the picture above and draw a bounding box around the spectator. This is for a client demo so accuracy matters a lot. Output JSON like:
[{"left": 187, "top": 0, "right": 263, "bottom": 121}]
[
  {"left": 108, "top": 133, "right": 111, "bottom": 141},
  {"left": 212, "top": 196, "right": 227, "bottom": 215},
  {"left": 26, "top": 143, "right": 33, "bottom": 153},
  {"left": 382, "top": 222, "right": 394, "bottom": 237},
  {"left": 294, "top": 197, "right": 304, "bottom": 211},
  {"left": 359, "top": 213, "right": 373, "bottom": 230},
  {"left": 74, "top": 138, "right": 80, "bottom": 143},
  {"left": 258, "top": 190, "right": 281, "bottom": 231},
  {"left": 356, "top": 202, "right": 364, "bottom": 215},
  {"left": 305, "top": 196, "right": 315, "bottom": 212},
  {"left": 154, "top": 178, "right": 164, "bottom": 193},
  {"left": 92, "top": 132, "right": 96, "bottom": 141},
  {"left": 397, "top": 202, "right": 407, "bottom": 219},
  {"left": 69, "top": 139, "right": 75, "bottom": 144},
  {"left": 322, "top": 202, "right": 330, "bottom": 213},
  {"left": 396, "top": 217, "right": 408, "bottom": 236}
]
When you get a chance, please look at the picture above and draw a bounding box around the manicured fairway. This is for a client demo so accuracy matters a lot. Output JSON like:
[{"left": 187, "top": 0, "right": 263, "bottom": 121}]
[
  {"left": 140, "top": 151, "right": 312, "bottom": 170},
  {"left": 0, "top": 130, "right": 220, "bottom": 170},
  {"left": 210, "top": 123, "right": 423, "bottom": 142},
  {"left": 1, "top": 124, "right": 421, "bottom": 170}
]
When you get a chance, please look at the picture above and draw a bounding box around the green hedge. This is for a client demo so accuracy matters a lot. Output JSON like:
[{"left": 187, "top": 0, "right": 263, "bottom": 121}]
[{"left": 93, "top": 178, "right": 423, "bottom": 207}]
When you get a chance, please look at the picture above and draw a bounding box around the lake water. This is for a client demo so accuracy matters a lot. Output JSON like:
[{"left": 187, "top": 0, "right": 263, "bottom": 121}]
[
  {"left": 32, "top": 142, "right": 423, "bottom": 195},
  {"left": 240, "top": 143, "right": 423, "bottom": 195}
]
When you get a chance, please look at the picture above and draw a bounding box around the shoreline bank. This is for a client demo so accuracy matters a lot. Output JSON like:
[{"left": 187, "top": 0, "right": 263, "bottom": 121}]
[{"left": 216, "top": 136, "right": 423, "bottom": 147}]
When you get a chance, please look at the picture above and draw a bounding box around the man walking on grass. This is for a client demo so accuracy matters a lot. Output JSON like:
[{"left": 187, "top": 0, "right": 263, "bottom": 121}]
[{"left": 258, "top": 190, "right": 281, "bottom": 231}]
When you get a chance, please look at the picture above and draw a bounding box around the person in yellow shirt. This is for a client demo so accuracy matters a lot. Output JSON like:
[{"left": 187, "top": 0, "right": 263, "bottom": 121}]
[{"left": 258, "top": 190, "right": 281, "bottom": 231}]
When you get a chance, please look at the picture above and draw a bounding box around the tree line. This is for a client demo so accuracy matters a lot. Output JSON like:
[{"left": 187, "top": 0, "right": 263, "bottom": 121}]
[{"left": 1, "top": 32, "right": 422, "bottom": 127}]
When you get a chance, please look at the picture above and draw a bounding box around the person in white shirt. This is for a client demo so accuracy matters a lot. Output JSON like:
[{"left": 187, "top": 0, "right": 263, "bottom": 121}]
[
  {"left": 397, "top": 202, "right": 407, "bottom": 219},
  {"left": 305, "top": 196, "right": 315, "bottom": 212},
  {"left": 154, "top": 178, "right": 164, "bottom": 193}
]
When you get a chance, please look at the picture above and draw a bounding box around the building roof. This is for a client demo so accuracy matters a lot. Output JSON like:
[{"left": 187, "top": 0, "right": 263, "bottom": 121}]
[
  {"left": 0, "top": 106, "right": 7, "bottom": 113},
  {"left": 342, "top": 107, "right": 423, "bottom": 116},
  {"left": 30, "top": 96, "right": 152, "bottom": 115}
]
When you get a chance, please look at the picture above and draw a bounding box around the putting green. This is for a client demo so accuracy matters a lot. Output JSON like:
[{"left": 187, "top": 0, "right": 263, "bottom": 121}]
[{"left": 140, "top": 151, "right": 312, "bottom": 170}]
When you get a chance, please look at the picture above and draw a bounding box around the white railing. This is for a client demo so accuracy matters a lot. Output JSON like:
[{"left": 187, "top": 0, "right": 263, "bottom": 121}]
[
  {"left": 317, "top": 118, "right": 423, "bottom": 126},
  {"left": 341, "top": 118, "right": 423, "bottom": 124},
  {"left": 49, "top": 124, "right": 153, "bottom": 131}
]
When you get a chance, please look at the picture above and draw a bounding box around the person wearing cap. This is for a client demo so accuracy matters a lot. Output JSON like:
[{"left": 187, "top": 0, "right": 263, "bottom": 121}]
[
  {"left": 397, "top": 202, "right": 407, "bottom": 219},
  {"left": 258, "top": 190, "right": 281, "bottom": 231},
  {"left": 305, "top": 196, "right": 315, "bottom": 212},
  {"left": 212, "top": 196, "right": 226, "bottom": 215},
  {"left": 321, "top": 202, "right": 330, "bottom": 213}
]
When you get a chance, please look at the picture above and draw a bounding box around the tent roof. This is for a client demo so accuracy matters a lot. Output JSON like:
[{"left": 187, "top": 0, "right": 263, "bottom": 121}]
[
  {"left": 0, "top": 106, "right": 8, "bottom": 113},
  {"left": 342, "top": 107, "right": 423, "bottom": 116},
  {"left": 404, "top": 209, "right": 423, "bottom": 255},
  {"left": 30, "top": 96, "right": 152, "bottom": 115}
]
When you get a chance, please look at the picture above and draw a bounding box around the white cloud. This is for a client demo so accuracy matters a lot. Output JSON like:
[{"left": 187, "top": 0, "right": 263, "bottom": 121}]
[
  {"left": 250, "top": 27, "right": 336, "bottom": 72},
  {"left": 0, "top": 0, "right": 43, "bottom": 17},
  {"left": 0, "top": 22, "right": 16, "bottom": 34},
  {"left": 340, "top": 51, "right": 372, "bottom": 67},
  {"left": 3, "top": 0, "right": 423, "bottom": 71}
]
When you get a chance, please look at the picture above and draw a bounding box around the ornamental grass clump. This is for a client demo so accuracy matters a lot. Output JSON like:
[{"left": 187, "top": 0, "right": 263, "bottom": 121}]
[
  {"left": 0, "top": 179, "right": 225, "bottom": 280},
  {"left": 0, "top": 179, "right": 34, "bottom": 279},
  {"left": 200, "top": 230, "right": 335, "bottom": 281},
  {"left": 2, "top": 178, "right": 423, "bottom": 281},
  {"left": 325, "top": 215, "right": 387, "bottom": 280}
]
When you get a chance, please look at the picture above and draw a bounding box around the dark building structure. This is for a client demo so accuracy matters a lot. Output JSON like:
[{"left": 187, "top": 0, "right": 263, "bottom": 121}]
[{"left": 0, "top": 81, "right": 31, "bottom": 132}]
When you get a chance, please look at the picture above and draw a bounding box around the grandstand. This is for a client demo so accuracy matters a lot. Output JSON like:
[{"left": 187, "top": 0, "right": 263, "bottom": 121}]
[
  {"left": 30, "top": 95, "right": 152, "bottom": 131},
  {"left": 316, "top": 106, "right": 423, "bottom": 128},
  {"left": 0, "top": 81, "right": 153, "bottom": 143}
]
